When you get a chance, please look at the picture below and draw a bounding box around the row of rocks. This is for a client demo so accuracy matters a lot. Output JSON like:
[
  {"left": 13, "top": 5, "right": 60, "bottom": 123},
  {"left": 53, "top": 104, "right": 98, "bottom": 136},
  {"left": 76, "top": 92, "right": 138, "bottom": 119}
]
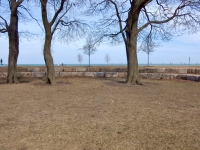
[
  {"left": 12, "top": 67, "right": 200, "bottom": 74},
  {"left": 0, "top": 71, "right": 200, "bottom": 82}
]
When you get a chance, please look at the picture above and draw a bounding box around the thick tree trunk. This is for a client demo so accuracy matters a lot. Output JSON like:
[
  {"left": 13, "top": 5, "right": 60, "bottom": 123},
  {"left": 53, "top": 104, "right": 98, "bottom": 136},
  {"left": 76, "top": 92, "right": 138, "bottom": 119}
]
[
  {"left": 125, "top": 4, "right": 142, "bottom": 85},
  {"left": 126, "top": 34, "right": 141, "bottom": 84},
  {"left": 7, "top": 5, "right": 19, "bottom": 84},
  {"left": 43, "top": 33, "right": 55, "bottom": 85},
  {"left": 89, "top": 54, "right": 90, "bottom": 66},
  {"left": 41, "top": 0, "right": 55, "bottom": 85}
]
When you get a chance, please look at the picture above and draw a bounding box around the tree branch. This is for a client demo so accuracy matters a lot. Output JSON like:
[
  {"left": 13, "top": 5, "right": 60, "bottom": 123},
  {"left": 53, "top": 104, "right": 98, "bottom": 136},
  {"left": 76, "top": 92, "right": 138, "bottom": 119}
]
[
  {"left": 138, "top": 3, "right": 188, "bottom": 33},
  {"left": 50, "top": 0, "right": 66, "bottom": 26},
  {"left": 109, "top": 0, "right": 127, "bottom": 44}
]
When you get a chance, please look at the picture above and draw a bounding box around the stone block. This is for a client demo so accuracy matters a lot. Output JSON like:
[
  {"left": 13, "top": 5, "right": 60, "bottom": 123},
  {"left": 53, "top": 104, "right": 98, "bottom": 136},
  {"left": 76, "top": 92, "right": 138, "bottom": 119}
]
[
  {"left": 118, "top": 72, "right": 127, "bottom": 78},
  {"left": 156, "top": 68, "right": 165, "bottom": 73},
  {"left": 147, "top": 73, "right": 161, "bottom": 79},
  {"left": 32, "top": 72, "right": 46, "bottom": 78},
  {"left": 94, "top": 72, "right": 105, "bottom": 77},
  {"left": 186, "top": 75, "right": 200, "bottom": 82},
  {"left": 0, "top": 72, "right": 7, "bottom": 78},
  {"left": 27, "top": 68, "right": 40, "bottom": 72},
  {"left": 75, "top": 68, "right": 87, "bottom": 72},
  {"left": 197, "top": 69, "right": 200, "bottom": 74},
  {"left": 139, "top": 68, "right": 162, "bottom": 73},
  {"left": 164, "top": 68, "right": 177, "bottom": 73},
  {"left": 60, "top": 72, "right": 72, "bottom": 77},
  {"left": 71, "top": 72, "right": 85, "bottom": 77},
  {"left": 85, "top": 72, "right": 95, "bottom": 77},
  {"left": 161, "top": 74, "right": 177, "bottom": 80},
  {"left": 55, "top": 68, "right": 63, "bottom": 72},
  {"left": 109, "top": 67, "right": 127, "bottom": 72},
  {"left": 40, "top": 67, "right": 47, "bottom": 72},
  {"left": 55, "top": 72, "right": 60, "bottom": 77},
  {"left": 64, "top": 68, "right": 75, "bottom": 72},
  {"left": 176, "top": 74, "right": 187, "bottom": 80},
  {"left": 187, "top": 69, "right": 192, "bottom": 74},
  {"left": 139, "top": 73, "right": 148, "bottom": 79},
  {"left": 17, "top": 67, "right": 28, "bottom": 72},
  {"left": 85, "top": 72, "right": 105, "bottom": 77},
  {"left": 177, "top": 68, "right": 187, "bottom": 74},
  {"left": 100, "top": 68, "right": 113, "bottom": 72},
  {"left": 17, "top": 72, "right": 32, "bottom": 78},
  {"left": 105, "top": 72, "right": 118, "bottom": 78},
  {"left": 87, "top": 67, "right": 101, "bottom": 72}
]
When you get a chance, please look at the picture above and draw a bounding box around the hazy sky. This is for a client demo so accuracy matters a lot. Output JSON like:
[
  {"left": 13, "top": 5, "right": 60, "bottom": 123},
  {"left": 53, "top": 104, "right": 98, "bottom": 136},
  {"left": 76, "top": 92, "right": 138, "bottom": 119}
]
[{"left": 0, "top": 2, "right": 200, "bottom": 65}]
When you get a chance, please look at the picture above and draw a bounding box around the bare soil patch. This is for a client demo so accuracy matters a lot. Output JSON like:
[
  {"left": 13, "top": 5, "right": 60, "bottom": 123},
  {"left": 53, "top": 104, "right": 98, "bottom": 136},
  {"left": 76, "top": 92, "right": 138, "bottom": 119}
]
[{"left": 0, "top": 78, "right": 200, "bottom": 150}]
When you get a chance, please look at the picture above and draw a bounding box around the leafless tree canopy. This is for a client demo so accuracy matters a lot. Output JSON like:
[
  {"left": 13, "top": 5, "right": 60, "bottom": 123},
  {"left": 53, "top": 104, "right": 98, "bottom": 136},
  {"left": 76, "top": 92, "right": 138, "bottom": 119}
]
[
  {"left": 82, "top": 35, "right": 97, "bottom": 56},
  {"left": 77, "top": 53, "right": 83, "bottom": 65},
  {"left": 105, "top": 53, "right": 110, "bottom": 65},
  {"left": 80, "top": 35, "right": 97, "bottom": 66},
  {"left": 87, "top": 0, "right": 200, "bottom": 84},
  {"left": 88, "top": 0, "right": 200, "bottom": 46}
]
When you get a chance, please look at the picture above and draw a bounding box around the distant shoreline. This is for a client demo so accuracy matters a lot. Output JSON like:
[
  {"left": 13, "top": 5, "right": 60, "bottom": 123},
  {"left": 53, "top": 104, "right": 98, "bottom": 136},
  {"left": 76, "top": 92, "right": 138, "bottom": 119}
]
[{"left": 0, "top": 63, "right": 200, "bottom": 67}]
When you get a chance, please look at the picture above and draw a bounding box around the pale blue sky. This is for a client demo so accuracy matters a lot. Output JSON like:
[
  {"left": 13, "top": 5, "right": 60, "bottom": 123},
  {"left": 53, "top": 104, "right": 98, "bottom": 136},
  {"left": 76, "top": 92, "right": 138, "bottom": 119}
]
[
  {"left": 0, "top": 3, "right": 200, "bottom": 65},
  {"left": 1, "top": 29, "right": 200, "bottom": 65}
]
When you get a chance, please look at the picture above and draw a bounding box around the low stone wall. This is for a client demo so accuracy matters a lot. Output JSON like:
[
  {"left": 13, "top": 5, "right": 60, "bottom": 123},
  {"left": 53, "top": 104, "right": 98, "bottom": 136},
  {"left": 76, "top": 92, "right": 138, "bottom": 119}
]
[{"left": 0, "top": 67, "right": 200, "bottom": 82}]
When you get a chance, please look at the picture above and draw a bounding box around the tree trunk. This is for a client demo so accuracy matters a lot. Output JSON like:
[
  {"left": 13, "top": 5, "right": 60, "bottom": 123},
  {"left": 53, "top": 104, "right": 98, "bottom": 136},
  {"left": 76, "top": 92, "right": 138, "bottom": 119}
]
[
  {"left": 89, "top": 54, "right": 90, "bottom": 67},
  {"left": 43, "top": 32, "right": 55, "bottom": 85},
  {"left": 125, "top": 5, "right": 142, "bottom": 85},
  {"left": 7, "top": 4, "right": 19, "bottom": 84}
]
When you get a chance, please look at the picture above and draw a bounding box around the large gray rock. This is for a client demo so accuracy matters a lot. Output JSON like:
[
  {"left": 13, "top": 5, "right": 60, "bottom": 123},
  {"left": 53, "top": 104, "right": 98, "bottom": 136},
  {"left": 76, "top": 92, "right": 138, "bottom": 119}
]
[
  {"left": 105, "top": 72, "right": 118, "bottom": 78},
  {"left": 60, "top": 72, "right": 72, "bottom": 77},
  {"left": 176, "top": 74, "right": 188, "bottom": 80},
  {"left": 85, "top": 72, "right": 105, "bottom": 77},
  {"left": 186, "top": 75, "right": 200, "bottom": 82},
  {"left": 147, "top": 73, "right": 161, "bottom": 79},
  {"left": 32, "top": 72, "right": 46, "bottom": 77},
  {"left": 71, "top": 72, "right": 85, "bottom": 77},
  {"left": 139, "top": 68, "right": 165, "bottom": 73},
  {"left": 161, "top": 74, "right": 177, "bottom": 80},
  {"left": 118, "top": 72, "right": 127, "bottom": 78},
  {"left": 55, "top": 68, "right": 63, "bottom": 72},
  {"left": 0, "top": 72, "right": 7, "bottom": 78},
  {"left": 164, "top": 68, "right": 178, "bottom": 73},
  {"left": 87, "top": 67, "right": 101, "bottom": 72},
  {"left": 139, "top": 73, "right": 148, "bottom": 78},
  {"left": 75, "top": 68, "right": 87, "bottom": 72},
  {"left": 64, "top": 68, "right": 75, "bottom": 72},
  {"left": 27, "top": 68, "right": 40, "bottom": 72},
  {"left": 17, "top": 72, "right": 32, "bottom": 78},
  {"left": 55, "top": 72, "right": 60, "bottom": 77},
  {"left": 177, "top": 68, "right": 187, "bottom": 74}
]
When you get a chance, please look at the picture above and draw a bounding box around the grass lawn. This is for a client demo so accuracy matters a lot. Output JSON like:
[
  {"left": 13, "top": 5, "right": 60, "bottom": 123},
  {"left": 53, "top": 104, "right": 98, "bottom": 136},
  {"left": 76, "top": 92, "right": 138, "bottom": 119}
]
[{"left": 0, "top": 77, "right": 200, "bottom": 150}]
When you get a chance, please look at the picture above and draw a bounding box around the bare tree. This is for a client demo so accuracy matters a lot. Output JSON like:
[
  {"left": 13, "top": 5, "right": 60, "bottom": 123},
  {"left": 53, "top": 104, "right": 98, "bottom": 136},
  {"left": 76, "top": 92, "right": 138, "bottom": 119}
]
[
  {"left": 77, "top": 53, "right": 83, "bottom": 66},
  {"left": 139, "top": 33, "right": 157, "bottom": 66},
  {"left": 88, "top": 0, "right": 200, "bottom": 84},
  {"left": 105, "top": 54, "right": 110, "bottom": 65},
  {"left": 39, "top": 0, "right": 89, "bottom": 84},
  {"left": 0, "top": 0, "right": 33, "bottom": 83},
  {"left": 80, "top": 35, "right": 97, "bottom": 66}
]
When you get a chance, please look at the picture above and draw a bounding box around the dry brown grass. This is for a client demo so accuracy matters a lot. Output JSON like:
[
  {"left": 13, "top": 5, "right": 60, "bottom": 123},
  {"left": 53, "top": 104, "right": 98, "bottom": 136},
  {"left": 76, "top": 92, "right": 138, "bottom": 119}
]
[{"left": 0, "top": 77, "right": 200, "bottom": 150}]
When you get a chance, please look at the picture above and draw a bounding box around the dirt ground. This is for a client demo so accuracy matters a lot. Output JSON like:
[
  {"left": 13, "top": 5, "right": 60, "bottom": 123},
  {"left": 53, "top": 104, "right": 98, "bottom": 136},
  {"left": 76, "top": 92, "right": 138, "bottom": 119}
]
[{"left": 0, "top": 77, "right": 200, "bottom": 150}]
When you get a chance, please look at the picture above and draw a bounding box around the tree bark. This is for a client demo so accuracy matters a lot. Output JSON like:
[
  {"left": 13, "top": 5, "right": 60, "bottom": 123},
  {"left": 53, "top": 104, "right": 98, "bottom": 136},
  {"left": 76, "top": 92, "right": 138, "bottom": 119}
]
[
  {"left": 89, "top": 54, "right": 90, "bottom": 66},
  {"left": 125, "top": 3, "right": 142, "bottom": 85},
  {"left": 7, "top": 2, "right": 19, "bottom": 83},
  {"left": 41, "top": 0, "right": 55, "bottom": 85},
  {"left": 43, "top": 32, "right": 55, "bottom": 85}
]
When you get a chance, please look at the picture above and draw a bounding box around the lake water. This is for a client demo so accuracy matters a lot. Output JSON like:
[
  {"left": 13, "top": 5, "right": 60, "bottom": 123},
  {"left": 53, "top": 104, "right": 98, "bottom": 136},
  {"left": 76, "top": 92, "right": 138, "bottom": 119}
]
[{"left": 1, "top": 63, "right": 200, "bottom": 67}]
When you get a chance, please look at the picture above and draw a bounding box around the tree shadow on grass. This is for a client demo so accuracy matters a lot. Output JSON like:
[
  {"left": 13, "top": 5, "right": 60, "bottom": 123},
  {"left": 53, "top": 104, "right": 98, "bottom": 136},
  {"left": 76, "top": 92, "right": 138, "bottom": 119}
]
[{"left": 105, "top": 79, "right": 161, "bottom": 87}]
